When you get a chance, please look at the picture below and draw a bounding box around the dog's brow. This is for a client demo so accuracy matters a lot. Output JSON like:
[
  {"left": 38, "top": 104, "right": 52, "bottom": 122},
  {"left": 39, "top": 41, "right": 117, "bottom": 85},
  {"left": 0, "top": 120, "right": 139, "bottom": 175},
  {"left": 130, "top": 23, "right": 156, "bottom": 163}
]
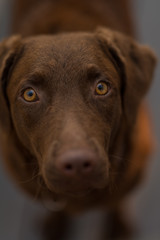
[
  {"left": 86, "top": 64, "right": 102, "bottom": 78},
  {"left": 22, "top": 72, "right": 48, "bottom": 86},
  {"left": 86, "top": 64, "right": 114, "bottom": 83}
]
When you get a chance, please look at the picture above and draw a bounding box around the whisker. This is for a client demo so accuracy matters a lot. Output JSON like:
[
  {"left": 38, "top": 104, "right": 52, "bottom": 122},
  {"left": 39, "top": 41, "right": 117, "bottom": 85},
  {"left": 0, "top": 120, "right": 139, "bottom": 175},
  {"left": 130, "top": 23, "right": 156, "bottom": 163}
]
[
  {"left": 32, "top": 177, "right": 42, "bottom": 201},
  {"left": 109, "top": 153, "right": 140, "bottom": 169},
  {"left": 109, "top": 154, "right": 124, "bottom": 161},
  {"left": 18, "top": 170, "right": 41, "bottom": 184}
]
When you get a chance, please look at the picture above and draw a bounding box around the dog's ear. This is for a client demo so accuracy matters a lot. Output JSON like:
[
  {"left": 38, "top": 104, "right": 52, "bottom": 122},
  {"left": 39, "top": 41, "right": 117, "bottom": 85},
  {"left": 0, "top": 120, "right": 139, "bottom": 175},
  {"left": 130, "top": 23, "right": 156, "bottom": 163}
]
[
  {"left": 0, "top": 35, "right": 22, "bottom": 132},
  {"left": 95, "top": 27, "right": 157, "bottom": 126}
]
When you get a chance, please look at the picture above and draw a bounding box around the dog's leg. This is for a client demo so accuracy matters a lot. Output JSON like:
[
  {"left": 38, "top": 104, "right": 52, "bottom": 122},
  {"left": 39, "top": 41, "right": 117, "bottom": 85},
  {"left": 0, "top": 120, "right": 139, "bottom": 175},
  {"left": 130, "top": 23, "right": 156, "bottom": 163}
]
[
  {"left": 103, "top": 205, "right": 134, "bottom": 240},
  {"left": 42, "top": 211, "right": 70, "bottom": 240}
]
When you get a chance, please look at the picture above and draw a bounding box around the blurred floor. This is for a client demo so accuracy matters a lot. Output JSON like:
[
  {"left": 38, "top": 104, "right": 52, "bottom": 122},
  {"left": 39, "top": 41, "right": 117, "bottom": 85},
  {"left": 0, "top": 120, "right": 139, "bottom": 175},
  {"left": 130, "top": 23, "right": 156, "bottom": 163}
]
[{"left": 0, "top": 0, "right": 160, "bottom": 239}]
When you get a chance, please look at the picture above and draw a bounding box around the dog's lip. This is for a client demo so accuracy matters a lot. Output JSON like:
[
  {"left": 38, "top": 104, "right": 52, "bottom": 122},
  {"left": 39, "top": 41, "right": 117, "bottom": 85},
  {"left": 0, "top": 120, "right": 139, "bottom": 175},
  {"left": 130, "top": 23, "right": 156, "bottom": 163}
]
[
  {"left": 43, "top": 173, "right": 108, "bottom": 199},
  {"left": 41, "top": 189, "right": 93, "bottom": 212},
  {"left": 63, "top": 187, "right": 94, "bottom": 197},
  {"left": 47, "top": 184, "right": 94, "bottom": 197},
  {"left": 45, "top": 180, "right": 108, "bottom": 199}
]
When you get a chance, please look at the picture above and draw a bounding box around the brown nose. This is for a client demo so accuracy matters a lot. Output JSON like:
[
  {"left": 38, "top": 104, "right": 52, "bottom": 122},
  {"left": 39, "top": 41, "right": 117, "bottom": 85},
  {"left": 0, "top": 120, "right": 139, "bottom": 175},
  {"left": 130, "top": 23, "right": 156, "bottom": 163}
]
[{"left": 55, "top": 150, "right": 97, "bottom": 177}]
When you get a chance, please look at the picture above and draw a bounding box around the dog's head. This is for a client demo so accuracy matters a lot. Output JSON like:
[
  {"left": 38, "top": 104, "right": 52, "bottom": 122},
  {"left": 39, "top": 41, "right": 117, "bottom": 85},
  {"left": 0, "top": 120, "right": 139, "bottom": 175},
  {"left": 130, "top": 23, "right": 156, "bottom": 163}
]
[{"left": 0, "top": 28, "right": 156, "bottom": 207}]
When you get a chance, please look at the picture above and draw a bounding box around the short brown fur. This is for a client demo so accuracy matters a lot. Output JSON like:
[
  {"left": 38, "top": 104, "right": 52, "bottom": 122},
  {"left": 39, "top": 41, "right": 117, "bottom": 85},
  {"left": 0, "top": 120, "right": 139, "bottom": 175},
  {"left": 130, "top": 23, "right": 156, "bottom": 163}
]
[{"left": 0, "top": 0, "right": 156, "bottom": 239}]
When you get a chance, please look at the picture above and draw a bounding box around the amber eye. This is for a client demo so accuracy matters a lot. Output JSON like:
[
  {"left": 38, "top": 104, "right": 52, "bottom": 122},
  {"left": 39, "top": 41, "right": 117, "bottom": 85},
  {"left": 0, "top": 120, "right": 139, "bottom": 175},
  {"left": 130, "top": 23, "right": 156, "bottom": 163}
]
[
  {"left": 23, "top": 88, "right": 38, "bottom": 102},
  {"left": 95, "top": 81, "right": 109, "bottom": 95}
]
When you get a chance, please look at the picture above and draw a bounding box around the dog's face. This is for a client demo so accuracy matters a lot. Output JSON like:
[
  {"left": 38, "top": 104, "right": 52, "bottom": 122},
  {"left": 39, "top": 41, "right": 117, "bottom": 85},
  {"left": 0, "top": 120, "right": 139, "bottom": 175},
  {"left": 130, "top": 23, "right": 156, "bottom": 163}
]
[{"left": 0, "top": 28, "right": 156, "bottom": 205}]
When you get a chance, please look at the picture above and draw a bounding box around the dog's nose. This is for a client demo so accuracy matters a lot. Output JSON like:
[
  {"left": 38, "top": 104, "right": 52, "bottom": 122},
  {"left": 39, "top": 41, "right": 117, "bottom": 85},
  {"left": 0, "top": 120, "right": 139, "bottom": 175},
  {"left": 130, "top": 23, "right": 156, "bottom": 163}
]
[
  {"left": 55, "top": 150, "right": 96, "bottom": 177},
  {"left": 43, "top": 149, "right": 108, "bottom": 194}
]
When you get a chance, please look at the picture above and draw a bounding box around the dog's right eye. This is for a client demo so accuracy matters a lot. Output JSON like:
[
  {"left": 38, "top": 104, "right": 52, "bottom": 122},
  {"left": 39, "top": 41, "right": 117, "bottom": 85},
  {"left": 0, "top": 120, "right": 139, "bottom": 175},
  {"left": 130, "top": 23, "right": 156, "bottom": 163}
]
[
  {"left": 22, "top": 88, "right": 39, "bottom": 102},
  {"left": 95, "top": 81, "right": 109, "bottom": 95}
]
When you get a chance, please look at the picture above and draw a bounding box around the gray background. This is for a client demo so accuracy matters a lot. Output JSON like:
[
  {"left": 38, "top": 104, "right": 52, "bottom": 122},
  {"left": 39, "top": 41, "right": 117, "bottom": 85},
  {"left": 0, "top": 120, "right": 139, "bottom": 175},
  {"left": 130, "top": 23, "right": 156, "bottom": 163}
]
[{"left": 0, "top": 0, "right": 160, "bottom": 239}]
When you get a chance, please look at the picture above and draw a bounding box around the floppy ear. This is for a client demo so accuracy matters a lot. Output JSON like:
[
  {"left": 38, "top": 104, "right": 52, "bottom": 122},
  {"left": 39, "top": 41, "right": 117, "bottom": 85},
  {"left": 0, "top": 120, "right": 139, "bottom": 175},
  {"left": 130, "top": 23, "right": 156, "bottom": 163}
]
[
  {"left": 0, "top": 35, "right": 22, "bottom": 132},
  {"left": 95, "top": 27, "right": 157, "bottom": 126}
]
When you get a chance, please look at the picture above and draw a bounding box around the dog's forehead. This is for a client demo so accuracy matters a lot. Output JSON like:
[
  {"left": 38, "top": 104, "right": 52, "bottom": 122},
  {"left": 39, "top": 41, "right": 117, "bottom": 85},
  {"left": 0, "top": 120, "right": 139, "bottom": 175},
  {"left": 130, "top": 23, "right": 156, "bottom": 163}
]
[
  {"left": 9, "top": 32, "right": 120, "bottom": 92},
  {"left": 13, "top": 33, "right": 105, "bottom": 79},
  {"left": 23, "top": 33, "right": 98, "bottom": 61}
]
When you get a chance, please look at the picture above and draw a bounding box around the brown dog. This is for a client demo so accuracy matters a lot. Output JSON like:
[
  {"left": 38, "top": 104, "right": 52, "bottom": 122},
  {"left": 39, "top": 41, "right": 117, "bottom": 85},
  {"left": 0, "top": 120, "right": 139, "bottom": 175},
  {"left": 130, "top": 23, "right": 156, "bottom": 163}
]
[{"left": 0, "top": 0, "right": 156, "bottom": 239}]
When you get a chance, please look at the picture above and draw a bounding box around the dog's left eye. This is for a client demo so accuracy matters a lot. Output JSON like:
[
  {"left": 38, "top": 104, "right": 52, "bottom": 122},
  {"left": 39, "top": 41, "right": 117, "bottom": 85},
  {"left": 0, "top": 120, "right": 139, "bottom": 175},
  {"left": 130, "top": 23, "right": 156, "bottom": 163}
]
[
  {"left": 95, "top": 81, "right": 109, "bottom": 95},
  {"left": 22, "top": 88, "right": 38, "bottom": 102}
]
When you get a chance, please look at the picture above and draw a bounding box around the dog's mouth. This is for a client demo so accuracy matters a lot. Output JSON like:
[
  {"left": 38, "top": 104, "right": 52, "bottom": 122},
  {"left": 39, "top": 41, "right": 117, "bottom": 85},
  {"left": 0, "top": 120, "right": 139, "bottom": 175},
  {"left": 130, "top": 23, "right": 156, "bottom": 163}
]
[
  {"left": 40, "top": 184, "right": 92, "bottom": 211},
  {"left": 39, "top": 167, "right": 109, "bottom": 212},
  {"left": 60, "top": 186, "right": 96, "bottom": 198},
  {"left": 41, "top": 173, "right": 108, "bottom": 201},
  {"left": 42, "top": 169, "right": 108, "bottom": 197},
  {"left": 41, "top": 184, "right": 107, "bottom": 212}
]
